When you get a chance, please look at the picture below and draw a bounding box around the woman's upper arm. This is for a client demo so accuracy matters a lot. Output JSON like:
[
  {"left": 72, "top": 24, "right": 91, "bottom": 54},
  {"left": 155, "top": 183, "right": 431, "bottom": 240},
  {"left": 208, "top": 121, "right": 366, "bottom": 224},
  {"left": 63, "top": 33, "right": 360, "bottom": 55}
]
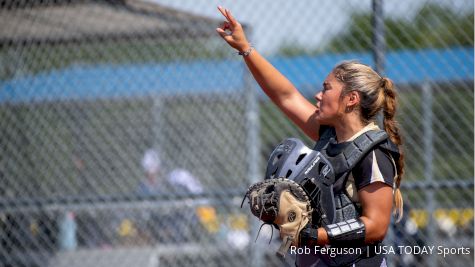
[
  {"left": 353, "top": 148, "right": 396, "bottom": 243},
  {"left": 358, "top": 182, "right": 393, "bottom": 243},
  {"left": 278, "top": 92, "right": 320, "bottom": 140}
]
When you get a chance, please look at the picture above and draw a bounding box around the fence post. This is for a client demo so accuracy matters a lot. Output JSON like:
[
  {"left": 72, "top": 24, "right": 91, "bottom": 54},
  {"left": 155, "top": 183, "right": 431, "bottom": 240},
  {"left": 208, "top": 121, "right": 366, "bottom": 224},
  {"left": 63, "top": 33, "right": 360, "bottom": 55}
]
[
  {"left": 372, "top": 0, "right": 385, "bottom": 76},
  {"left": 372, "top": 0, "right": 385, "bottom": 128},
  {"left": 244, "top": 27, "right": 264, "bottom": 267},
  {"left": 372, "top": 3, "right": 400, "bottom": 266},
  {"left": 422, "top": 81, "right": 437, "bottom": 267},
  {"left": 245, "top": 65, "right": 264, "bottom": 267},
  {"left": 152, "top": 94, "right": 164, "bottom": 165}
]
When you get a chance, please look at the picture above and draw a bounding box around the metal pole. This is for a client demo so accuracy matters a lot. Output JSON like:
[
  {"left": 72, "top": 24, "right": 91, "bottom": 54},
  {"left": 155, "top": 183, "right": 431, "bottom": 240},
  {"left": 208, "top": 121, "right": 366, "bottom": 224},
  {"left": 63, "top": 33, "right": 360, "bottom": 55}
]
[
  {"left": 372, "top": 0, "right": 385, "bottom": 128},
  {"left": 152, "top": 94, "right": 164, "bottom": 160},
  {"left": 372, "top": 0, "right": 385, "bottom": 76},
  {"left": 245, "top": 26, "right": 263, "bottom": 267},
  {"left": 246, "top": 68, "right": 264, "bottom": 267},
  {"left": 422, "top": 81, "right": 437, "bottom": 267},
  {"left": 372, "top": 3, "right": 396, "bottom": 266}
]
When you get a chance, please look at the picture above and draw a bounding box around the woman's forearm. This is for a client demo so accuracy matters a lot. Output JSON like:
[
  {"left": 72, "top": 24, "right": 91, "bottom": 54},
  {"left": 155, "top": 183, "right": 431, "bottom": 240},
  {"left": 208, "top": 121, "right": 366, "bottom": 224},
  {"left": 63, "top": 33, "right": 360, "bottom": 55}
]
[{"left": 242, "top": 48, "right": 299, "bottom": 105}]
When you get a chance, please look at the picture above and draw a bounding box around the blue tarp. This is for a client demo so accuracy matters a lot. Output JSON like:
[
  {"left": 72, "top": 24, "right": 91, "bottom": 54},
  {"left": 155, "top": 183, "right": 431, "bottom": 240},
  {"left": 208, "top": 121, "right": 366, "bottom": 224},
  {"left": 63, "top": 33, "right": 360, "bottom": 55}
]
[
  {"left": 0, "top": 46, "right": 472, "bottom": 104},
  {"left": 272, "top": 46, "right": 473, "bottom": 88}
]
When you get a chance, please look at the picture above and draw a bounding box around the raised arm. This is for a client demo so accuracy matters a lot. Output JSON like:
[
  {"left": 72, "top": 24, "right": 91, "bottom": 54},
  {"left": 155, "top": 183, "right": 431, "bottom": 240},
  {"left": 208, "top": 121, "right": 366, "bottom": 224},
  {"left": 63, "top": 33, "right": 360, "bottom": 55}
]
[{"left": 216, "top": 6, "right": 320, "bottom": 140}]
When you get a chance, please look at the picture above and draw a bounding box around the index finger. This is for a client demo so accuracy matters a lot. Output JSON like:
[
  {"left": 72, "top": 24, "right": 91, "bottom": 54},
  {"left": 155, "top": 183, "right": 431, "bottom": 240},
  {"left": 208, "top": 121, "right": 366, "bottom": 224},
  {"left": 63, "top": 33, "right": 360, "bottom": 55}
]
[{"left": 217, "top": 6, "right": 231, "bottom": 22}]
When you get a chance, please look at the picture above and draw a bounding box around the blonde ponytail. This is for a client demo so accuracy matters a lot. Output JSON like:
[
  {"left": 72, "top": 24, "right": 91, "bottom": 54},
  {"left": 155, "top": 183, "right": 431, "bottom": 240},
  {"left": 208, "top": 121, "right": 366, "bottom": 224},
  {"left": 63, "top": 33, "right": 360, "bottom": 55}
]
[{"left": 382, "top": 77, "right": 405, "bottom": 222}]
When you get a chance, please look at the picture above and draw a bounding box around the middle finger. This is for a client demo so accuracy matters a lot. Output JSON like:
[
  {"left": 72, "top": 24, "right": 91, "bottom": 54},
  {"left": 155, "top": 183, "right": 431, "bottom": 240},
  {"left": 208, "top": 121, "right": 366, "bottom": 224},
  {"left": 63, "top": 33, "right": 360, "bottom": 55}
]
[{"left": 217, "top": 6, "right": 231, "bottom": 22}]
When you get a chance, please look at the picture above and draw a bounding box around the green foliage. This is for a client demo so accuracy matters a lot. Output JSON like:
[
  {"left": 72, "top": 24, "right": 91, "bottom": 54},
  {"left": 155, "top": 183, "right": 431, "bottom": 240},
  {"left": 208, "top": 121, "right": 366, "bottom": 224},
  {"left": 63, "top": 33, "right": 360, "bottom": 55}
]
[
  {"left": 277, "top": 4, "right": 474, "bottom": 55},
  {"left": 277, "top": 41, "right": 312, "bottom": 57},
  {"left": 0, "top": 100, "right": 152, "bottom": 197},
  {"left": 384, "top": 5, "right": 474, "bottom": 50},
  {"left": 324, "top": 12, "right": 373, "bottom": 53},
  {"left": 395, "top": 82, "right": 474, "bottom": 183}
]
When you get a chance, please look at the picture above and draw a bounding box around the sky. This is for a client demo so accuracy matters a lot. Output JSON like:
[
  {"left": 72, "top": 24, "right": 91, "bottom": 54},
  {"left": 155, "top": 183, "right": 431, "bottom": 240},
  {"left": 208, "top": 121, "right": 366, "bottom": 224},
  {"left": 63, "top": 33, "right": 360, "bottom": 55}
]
[{"left": 149, "top": 0, "right": 472, "bottom": 55}]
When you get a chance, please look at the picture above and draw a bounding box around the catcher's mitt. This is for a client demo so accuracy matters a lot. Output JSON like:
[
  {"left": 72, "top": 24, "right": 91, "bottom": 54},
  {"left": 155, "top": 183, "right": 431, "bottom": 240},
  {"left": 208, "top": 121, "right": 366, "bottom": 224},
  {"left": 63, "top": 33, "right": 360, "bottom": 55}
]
[{"left": 242, "top": 178, "right": 313, "bottom": 258}]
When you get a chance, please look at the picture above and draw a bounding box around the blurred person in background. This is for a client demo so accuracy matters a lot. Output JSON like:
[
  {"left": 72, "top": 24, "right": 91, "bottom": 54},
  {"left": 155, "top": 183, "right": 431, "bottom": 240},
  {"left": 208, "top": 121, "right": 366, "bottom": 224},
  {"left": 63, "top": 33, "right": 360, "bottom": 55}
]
[
  {"left": 138, "top": 148, "right": 205, "bottom": 197},
  {"left": 216, "top": 6, "right": 404, "bottom": 267},
  {"left": 138, "top": 149, "right": 165, "bottom": 196},
  {"left": 137, "top": 149, "right": 215, "bottom": 244},
  {"left": 137, "top": 148, "right": 172, "bottom": 243}
]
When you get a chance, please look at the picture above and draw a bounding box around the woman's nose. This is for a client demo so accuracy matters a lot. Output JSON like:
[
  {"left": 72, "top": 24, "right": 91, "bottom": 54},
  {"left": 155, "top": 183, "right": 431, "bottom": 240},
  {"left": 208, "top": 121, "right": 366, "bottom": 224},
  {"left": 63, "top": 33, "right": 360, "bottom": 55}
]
[{"left": 314, "top": 91, "right": 322, "bottom": 101}]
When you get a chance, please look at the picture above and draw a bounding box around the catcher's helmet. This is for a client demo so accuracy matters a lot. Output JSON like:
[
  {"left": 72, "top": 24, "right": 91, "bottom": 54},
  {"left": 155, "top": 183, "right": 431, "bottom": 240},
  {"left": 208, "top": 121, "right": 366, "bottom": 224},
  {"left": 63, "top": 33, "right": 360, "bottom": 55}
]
[
  {"left": 265, "top": 138, "right": 317, "bottom": 181},
  {"left": 265, "top": 138, "right": 337, "bottom": 226}
]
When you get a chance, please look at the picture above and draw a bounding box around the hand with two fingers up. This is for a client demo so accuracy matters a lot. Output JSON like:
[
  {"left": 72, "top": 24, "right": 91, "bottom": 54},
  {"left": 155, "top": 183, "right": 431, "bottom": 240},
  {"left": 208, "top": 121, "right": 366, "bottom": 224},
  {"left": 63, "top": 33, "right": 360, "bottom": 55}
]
[{"left": 216, "top": 6, "right": 251, "bottom": 54}]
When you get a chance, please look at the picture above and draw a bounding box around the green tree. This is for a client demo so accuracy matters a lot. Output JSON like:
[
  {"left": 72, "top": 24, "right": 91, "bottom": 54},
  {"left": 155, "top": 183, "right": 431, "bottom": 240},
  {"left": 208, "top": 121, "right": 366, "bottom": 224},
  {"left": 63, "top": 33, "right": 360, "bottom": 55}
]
[{"left": 277, "top": 4, "right": 474, "bottom": 55}]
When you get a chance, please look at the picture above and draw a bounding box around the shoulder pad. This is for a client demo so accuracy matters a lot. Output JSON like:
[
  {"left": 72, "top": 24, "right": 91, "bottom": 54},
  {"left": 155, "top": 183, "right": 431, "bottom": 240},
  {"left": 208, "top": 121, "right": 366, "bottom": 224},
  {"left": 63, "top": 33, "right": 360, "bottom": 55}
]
[
  {"left": 378, "top": 138, "right": 400, "bottom": 158},
  {"left": 343, "top": 130, "right": 388, "bottom": 171}
]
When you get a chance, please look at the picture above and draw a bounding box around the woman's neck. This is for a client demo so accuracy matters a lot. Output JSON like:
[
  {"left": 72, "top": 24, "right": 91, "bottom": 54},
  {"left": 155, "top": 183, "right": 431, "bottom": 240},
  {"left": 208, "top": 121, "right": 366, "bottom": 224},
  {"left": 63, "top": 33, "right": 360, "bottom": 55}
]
[{"left": 333, "top": 116, "right": 367, "bottom": 143}]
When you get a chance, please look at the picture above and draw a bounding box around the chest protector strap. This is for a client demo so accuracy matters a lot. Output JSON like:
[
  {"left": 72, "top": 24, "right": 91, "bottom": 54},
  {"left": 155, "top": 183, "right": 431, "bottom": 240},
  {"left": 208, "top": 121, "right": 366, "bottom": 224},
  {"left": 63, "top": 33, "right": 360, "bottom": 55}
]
[{"left": 321, "top": 130, "right": 389, "bottom": 173}]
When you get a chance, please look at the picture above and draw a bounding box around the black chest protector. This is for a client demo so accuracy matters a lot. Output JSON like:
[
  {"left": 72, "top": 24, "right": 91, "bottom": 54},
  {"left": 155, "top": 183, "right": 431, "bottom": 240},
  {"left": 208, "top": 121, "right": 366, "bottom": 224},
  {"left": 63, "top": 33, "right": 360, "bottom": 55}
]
[
  {"left": 280, "top": 127, "right": 399, "bottom": 228},
  {"left": 264, "top": 127, "right": 399, "bottom": 226},
  {"left": 264, "top": 128, "right": 399, "bottom": 266}
]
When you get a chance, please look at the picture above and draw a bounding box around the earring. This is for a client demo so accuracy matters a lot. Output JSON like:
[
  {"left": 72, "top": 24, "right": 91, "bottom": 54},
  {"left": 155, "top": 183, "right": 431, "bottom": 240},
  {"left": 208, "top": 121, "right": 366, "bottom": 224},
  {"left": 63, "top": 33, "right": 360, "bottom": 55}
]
[{"left": 345, "top": 106, "right": 352, "bottom": 112}]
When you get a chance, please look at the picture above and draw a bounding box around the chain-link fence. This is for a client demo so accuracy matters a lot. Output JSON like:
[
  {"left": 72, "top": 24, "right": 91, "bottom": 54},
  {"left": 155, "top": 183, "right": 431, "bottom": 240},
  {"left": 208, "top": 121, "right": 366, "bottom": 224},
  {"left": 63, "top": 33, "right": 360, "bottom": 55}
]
[{"left": 0, "top": 0, "right": 473, "bottom": 266}]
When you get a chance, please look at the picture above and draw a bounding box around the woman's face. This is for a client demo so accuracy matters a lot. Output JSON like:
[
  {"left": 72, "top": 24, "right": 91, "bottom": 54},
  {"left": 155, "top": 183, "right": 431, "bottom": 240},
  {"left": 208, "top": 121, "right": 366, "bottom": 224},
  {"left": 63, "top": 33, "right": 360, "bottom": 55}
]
[{"left": 314, "top": 72, "right": 346, "bottom": 125}]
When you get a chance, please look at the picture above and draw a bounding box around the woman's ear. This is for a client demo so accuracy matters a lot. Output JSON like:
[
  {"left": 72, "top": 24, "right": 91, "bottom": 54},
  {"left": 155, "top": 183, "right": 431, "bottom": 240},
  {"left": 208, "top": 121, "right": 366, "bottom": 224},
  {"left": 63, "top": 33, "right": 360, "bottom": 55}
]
[{"left": 347, "top": 91, "right": 360, "bottom": 107}]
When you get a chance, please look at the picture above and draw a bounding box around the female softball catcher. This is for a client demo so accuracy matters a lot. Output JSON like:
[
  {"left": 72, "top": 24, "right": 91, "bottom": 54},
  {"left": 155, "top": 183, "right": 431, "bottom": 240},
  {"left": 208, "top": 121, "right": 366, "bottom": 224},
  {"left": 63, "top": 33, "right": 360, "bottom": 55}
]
[{"left": 216, "top": 6, "right": 404, "bottom": 267}]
